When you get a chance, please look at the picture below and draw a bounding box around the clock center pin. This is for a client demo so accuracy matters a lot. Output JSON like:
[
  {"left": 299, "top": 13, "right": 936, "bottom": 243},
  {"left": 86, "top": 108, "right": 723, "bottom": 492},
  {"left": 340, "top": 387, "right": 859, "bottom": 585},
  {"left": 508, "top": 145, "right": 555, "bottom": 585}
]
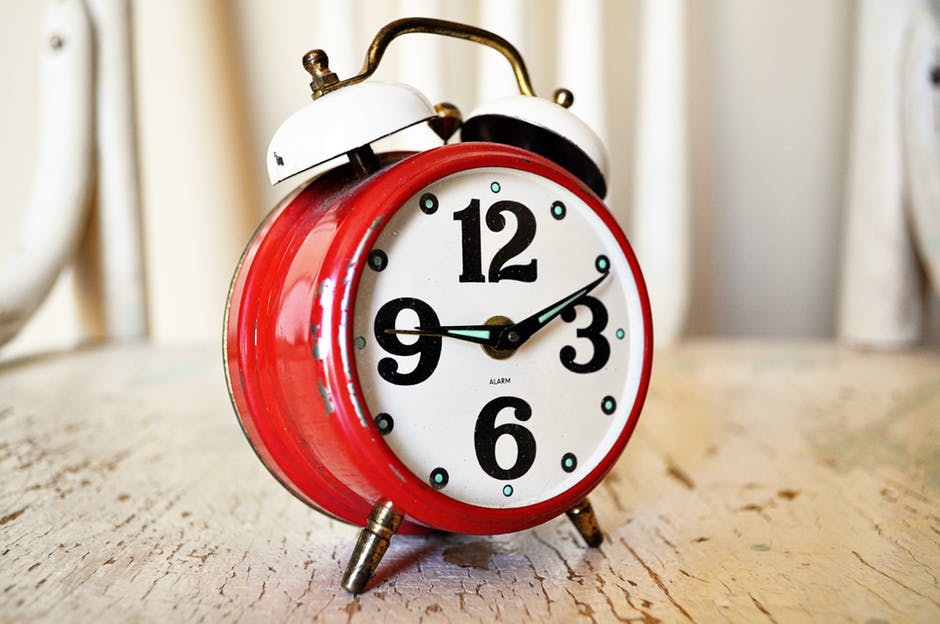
[{"left": 483, "top": 315, "right": 515, "bottom": 360}]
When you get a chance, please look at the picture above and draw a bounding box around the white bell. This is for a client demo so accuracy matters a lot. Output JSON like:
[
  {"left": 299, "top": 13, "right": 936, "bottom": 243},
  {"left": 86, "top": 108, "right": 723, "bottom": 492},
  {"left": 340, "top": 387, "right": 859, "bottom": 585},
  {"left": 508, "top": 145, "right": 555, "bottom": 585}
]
[
  {"left": 267, "top": 80, "right": 435, "bottom": 184},
  {"left": 459, "top": 94, "right": 610, "bottom": 198}
]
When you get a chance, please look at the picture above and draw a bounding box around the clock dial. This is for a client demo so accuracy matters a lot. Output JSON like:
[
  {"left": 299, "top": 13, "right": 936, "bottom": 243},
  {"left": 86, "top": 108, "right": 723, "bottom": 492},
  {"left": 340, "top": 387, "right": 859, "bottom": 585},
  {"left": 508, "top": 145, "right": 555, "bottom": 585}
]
[{"left": 352, "top": 167, "right": 647, "bottom": 509}]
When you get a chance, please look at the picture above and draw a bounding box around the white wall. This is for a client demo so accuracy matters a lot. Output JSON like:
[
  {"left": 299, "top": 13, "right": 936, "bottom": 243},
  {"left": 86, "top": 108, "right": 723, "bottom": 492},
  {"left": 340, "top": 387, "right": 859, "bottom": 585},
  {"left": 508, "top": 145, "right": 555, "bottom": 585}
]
[
  {"left": 0, "top": 0, "right": 933, "bottom": 358},
  {"left": 686, "top": 1, "right": 853, "bottom": 337}
]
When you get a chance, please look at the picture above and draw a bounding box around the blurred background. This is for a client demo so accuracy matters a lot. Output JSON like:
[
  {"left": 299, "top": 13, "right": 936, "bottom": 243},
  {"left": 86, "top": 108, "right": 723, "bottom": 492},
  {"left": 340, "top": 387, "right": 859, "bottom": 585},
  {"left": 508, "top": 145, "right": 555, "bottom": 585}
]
[{"left": 0, "top": 0, "right": 937, "bottom": 359}]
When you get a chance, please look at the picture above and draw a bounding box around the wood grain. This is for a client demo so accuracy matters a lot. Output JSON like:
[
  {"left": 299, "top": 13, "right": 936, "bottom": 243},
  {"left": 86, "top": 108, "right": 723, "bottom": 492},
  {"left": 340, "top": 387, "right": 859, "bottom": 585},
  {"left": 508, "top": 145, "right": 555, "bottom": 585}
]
[{"left": 2, "top": 341, "right": 938, "bottom": 622}]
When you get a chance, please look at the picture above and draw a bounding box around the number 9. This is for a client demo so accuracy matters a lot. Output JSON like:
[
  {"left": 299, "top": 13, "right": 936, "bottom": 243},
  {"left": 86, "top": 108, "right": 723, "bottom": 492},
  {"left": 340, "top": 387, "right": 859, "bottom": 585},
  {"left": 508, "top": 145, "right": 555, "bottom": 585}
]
[{"left": 373, "top": 298, "right": 442, "bottom": 385}]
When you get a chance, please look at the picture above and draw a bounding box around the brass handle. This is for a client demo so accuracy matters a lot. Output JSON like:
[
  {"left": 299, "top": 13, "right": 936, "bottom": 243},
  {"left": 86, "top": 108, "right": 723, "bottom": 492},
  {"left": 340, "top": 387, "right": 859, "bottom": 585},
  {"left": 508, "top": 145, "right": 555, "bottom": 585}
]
[{"left": 309, "top": 17, "right": 536, "bottom": 98}]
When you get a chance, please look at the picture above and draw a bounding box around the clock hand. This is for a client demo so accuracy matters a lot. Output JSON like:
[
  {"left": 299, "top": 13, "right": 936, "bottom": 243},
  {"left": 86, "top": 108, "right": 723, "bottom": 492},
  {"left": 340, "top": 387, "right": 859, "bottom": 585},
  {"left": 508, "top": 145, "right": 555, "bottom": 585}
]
[
  {"left": 495, "top": 272, "right": 609, "bottom": 351},
  {"left": 383, "top": 272, "right": 608, "bottom": 352},
  {"left": 384, "top": 323, "right": 502, "bottom": 347}
]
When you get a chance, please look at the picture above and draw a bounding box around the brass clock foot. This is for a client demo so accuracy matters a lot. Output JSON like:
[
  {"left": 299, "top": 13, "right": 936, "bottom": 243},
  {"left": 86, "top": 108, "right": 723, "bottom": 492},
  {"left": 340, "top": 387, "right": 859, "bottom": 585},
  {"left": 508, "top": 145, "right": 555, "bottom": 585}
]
[
  {"left": 566, "top": 498, "right": 603, "bottom": 547},
  {"left": 341, "top": 501, "right": 404, "bottom": 594}
]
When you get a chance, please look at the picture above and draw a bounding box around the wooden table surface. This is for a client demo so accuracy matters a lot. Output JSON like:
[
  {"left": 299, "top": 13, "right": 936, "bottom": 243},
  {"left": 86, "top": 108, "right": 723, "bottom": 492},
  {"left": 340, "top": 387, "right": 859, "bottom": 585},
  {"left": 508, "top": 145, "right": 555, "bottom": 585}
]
[{"left": 1, "top": 340, "right": 938, "bottom": 623}]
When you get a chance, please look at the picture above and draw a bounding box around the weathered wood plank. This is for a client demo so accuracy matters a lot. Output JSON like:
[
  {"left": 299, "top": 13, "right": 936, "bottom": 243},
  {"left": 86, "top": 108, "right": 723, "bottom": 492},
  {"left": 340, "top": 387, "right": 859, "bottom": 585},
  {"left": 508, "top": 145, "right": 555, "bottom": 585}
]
[{"left": 1, "top": 341, "right": 938, "bottom": 622}]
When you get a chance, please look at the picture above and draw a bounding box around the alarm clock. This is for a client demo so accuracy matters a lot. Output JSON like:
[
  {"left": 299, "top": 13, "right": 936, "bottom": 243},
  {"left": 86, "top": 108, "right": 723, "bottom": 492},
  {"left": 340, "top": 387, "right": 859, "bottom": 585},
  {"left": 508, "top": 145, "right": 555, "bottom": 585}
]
[{"left": 224, "top": 18, "right": 652, "bottom": 594}]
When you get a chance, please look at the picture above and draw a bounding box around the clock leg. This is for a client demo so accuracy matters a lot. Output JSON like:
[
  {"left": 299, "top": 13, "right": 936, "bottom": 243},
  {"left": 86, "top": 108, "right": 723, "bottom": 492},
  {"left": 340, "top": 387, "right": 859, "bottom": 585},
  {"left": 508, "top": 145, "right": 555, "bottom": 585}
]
[
  {"left": 565, "top": 498, "right": 603, "bottom": 547},
  {"left": 341, "top": 501, "right": 404, "bottom": 594}
]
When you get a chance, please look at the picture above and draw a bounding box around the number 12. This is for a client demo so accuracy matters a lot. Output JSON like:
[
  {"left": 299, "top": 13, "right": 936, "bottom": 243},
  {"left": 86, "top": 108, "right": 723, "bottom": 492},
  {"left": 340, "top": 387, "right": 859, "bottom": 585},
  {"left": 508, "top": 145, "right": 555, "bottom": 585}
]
[{"left": 453, "top": 199, "right": 538, "bottom": 283}]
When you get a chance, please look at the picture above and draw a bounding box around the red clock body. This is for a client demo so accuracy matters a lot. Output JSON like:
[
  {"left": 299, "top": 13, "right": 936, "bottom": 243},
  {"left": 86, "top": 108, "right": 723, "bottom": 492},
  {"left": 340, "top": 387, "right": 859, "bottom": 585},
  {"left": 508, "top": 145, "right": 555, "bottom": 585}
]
[{"left": 224, "top": 142, "right": 653, "bottom": 536}]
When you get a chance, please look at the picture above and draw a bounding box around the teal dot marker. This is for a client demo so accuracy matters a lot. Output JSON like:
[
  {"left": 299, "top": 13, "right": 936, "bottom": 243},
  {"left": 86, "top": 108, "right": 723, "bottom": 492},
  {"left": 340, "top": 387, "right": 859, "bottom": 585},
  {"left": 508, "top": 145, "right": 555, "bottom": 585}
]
[
  {"left": 601, "top": 396, "right": 617, "bottom": 415},
  {"left": 551, "top": 201, "right": 566, "bottom": 220},
  {"left": 368, "top": 249, "right": 388, "bottom": 271},
  {"left": 502, "top": 484, "right": 513, "bottom": 497},
  {"left": 595, "top": 255, "right": 610, "bottom": 273},
  {"left": 354, "top": 336, "right": 366, "bottom": 349},
  {"left": 374, "top": 412, "right": 393, "bottom": 435},
  {"left": 419, "top": 192, "right": 438, "bottom": 214},
  {"left": 429, "top": 467, "right": 448, "bottom": 489},
  {"left": 490, "top": 181, "right": 501, "bottom": 193},
  {"left": 616, "top": 328, "right": 625, "bottom": 340}
]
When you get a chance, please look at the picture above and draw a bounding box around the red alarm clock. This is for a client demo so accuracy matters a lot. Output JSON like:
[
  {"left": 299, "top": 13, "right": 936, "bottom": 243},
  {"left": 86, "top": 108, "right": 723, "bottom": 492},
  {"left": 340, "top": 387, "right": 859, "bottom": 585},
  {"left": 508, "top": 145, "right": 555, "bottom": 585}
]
[{"left": 224, "top": 18, "right": 652, "bottom": 593}]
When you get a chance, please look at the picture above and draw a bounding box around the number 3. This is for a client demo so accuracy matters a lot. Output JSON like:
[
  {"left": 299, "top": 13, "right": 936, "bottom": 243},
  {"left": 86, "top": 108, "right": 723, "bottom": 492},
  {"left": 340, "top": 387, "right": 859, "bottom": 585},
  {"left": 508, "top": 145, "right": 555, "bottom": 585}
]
[{"left": 560, "top": 296, "right": 610, "bottom": 374}]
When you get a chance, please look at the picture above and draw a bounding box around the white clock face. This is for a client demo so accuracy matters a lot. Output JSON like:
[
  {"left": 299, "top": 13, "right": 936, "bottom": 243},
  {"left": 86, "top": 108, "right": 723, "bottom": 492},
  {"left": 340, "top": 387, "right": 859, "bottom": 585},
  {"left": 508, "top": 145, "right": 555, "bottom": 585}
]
[{"left": 351, "top": 167, "right": 647, "bottom": 509}]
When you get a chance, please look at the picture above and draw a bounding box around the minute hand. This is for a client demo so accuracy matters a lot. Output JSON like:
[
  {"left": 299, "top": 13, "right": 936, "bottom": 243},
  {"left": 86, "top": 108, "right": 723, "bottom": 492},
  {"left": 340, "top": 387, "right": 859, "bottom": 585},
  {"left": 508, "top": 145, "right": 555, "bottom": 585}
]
[{"left": 496, "top": 272, "right": 609, "bottom": 351}]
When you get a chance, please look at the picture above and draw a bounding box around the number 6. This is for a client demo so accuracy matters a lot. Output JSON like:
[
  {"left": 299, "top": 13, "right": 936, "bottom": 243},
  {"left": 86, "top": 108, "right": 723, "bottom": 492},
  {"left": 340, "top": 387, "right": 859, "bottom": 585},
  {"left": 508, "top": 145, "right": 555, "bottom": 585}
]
[{"left": 474, "top": 396, "right": 537, "bottom": 480}]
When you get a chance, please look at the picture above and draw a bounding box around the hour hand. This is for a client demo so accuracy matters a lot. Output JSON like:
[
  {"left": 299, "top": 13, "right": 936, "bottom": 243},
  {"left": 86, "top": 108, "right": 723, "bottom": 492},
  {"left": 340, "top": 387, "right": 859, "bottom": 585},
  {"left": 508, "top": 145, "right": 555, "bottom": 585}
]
[{"left": 384, "top": 323, "right": 501, "bottom": 348}]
